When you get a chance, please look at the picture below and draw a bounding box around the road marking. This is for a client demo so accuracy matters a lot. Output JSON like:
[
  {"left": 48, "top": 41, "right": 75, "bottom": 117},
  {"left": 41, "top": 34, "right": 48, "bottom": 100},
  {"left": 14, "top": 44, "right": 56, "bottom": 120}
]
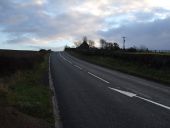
[
  {"left": 88, "top": 72, "right": 110, "bottom": 84},
  {"left": 65, "top": 59, "right": 72, "bottom": 64},
  {"left": 108, "top": 87, "right": 136, "bottom": 97},
  {"left": 66, "top": 60, "right": 72, "bottom": 64},
  {"left": 59, "top": 52, "right": 73, "bottom": 64},
  {"left": 108, "top": 87, "right": 170, "bottom": 110},
  {"left": 135, "top": 95, "right": 170, "bottom": 110},
  {"left": 74, "top": 65, "right": 82, "bottom": 70}
]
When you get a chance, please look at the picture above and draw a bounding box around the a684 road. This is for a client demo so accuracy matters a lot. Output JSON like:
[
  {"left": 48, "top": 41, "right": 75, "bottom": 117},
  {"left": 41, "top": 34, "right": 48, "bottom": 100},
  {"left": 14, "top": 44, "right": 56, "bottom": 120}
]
[{"left": 50, "top": 52, "right": 170, "bottom": 128}]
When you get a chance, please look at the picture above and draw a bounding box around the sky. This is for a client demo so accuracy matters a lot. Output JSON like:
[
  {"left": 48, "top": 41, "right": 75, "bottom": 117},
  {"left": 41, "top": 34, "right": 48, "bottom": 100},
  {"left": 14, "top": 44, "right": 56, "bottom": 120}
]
[{"left": 0, "top": 0, "right": 170, "bottom": 51}]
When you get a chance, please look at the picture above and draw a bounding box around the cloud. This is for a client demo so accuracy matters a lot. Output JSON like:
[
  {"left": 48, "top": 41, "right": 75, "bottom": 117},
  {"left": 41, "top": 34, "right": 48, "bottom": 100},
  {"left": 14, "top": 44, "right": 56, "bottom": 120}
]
[
  {"left": 98, "top": 17, "right": 170, "bottom": 50},
  {"left": 1, "top": 0, "right": 103, "bottom": 41},
  {"left": 0, "top": 0, "right": 170, "bottom": 50}
]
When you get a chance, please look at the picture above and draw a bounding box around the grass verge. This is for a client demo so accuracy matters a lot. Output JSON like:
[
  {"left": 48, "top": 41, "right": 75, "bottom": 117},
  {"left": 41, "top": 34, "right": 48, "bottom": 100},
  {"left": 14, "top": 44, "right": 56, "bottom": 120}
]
[
  {"left": 67, "top": 51, "right": 170, "bottom": 86},
  {"left": 0, "top": 54, "right": 54, "bottom": 128}
]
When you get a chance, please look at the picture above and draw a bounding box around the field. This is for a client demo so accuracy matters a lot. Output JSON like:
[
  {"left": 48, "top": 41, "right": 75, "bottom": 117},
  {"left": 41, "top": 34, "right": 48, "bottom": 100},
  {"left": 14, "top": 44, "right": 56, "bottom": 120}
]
[
  {"left": 0, "top": 49, "right": 44, "bottom": 76},
  {"left": 0, "top": 49, "right": 54, "bottom": 128},
  {"left": 66, "top": 49, "right": 170, "bottom": 85}
]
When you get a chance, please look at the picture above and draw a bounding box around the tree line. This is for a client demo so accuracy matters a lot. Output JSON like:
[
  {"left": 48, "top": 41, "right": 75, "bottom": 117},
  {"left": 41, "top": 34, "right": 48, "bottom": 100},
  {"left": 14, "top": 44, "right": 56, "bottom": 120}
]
[
  {"left": 67, "top": 36, "right": 150, "bottom": 52},
  {"left": 65, "top": 36, "right": 170, "bottom": 70}
]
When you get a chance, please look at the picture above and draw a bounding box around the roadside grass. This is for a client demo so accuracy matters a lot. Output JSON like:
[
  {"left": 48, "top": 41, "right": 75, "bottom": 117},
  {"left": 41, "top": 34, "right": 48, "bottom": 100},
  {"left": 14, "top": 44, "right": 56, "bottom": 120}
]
[
  {"left": 126, "top": 52, "right": 170, "bottom": 55},
  {"left": 68, "top": 51, "right": 170, "bottom": 85},
  {"left": 0, "top": 54, "right": 54, "bottom": 127}
]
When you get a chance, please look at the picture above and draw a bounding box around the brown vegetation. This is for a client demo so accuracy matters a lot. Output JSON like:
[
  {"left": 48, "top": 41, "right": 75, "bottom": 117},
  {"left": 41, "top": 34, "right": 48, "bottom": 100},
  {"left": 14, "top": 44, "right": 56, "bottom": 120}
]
[
  {"left": 0, "top": 50, "right": 46, "bottom": 76},
  {"left": 0, "top": 49, "right": 53, "bottom": 128}
]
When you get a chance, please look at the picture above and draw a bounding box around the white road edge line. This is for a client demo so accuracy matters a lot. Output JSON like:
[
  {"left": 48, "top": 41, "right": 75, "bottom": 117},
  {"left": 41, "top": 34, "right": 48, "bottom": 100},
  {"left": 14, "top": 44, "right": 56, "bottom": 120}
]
[
  {"left": 108, "top": 87, "right": 170, "bottom": 110},
  {"left": 88, "top": 72, "right": 110, "bottom": 84},
  {"left": 74, "top": 65, "right": 82, "bottom": 70}
]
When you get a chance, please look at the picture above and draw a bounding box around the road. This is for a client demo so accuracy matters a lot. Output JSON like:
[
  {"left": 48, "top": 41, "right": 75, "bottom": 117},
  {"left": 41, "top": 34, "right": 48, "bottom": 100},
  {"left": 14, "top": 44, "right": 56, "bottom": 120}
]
[{"left": 50, "top": 52, "right": 170, "bottom": 128}]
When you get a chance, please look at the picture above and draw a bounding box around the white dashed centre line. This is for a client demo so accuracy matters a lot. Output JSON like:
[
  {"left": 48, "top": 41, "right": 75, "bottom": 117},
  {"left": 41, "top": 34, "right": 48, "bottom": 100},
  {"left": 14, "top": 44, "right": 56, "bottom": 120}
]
[
  {"left": 68, "top": 61, "right": 72, "bottom": 64},
  {"left": 65, "top": 59, "right": 72, "bottom": 64},
  {"left": 74, "top": 65, "right": 82, "bottom": 70},
  {"left": 108, "top": 87, "right": 136, "bottom": 97},
  {"left": 88, "top": 72, "right": 110, "bottom": 84},
  {"left": 60, "top": 53, "right": 73, "bottom": 64}
]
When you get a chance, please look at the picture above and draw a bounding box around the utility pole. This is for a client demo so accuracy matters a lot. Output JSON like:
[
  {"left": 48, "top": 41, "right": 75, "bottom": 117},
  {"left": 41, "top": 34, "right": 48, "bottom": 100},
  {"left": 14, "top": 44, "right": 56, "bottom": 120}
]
[{"left": 122, "top": 36, "right": 126, "bottom": 50}]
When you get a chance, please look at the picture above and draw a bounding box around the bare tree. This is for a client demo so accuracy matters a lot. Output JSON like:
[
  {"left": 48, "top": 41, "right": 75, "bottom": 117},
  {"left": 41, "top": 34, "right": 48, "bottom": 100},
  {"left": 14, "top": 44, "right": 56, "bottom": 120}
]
[
  {"left": 113, "top": 42, "right": 120, "bottom": 50},
  {"left": 83, "top": 36, "right": 87, "bottom": 43},
  {"left": 100, "top": 39, "right": 107, "bottom": 49},
  {"left": 105, "top": 42, "right": 113, "bottom": 50},
  {"left": 74, "top": 41, "right": 81, "bottom": 48},
  {"left": 88, "top": 40, "right": 95, "bottom": 48}
]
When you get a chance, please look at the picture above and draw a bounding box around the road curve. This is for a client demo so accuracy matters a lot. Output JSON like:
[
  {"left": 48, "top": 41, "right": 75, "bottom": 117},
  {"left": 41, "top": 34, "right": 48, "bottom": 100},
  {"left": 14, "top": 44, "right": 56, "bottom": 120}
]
[{"left": 50, "top": 52, "right": 170, "bottom": 128}]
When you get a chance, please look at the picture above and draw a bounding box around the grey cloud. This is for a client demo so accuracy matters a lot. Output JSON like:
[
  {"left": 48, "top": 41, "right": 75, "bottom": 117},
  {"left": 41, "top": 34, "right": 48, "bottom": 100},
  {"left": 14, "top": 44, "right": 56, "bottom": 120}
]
[
  {"left": 133, "top": 11, "right": 155, "bottom": 21},
  {"left": 133, "top": 7, "right": 170, "bottom": 22},
  {"left": 152, "top": 7, "right": 170, "bottom": 13},
  {"left": 1, "top": 0, "right": 170, "bottom": 50},
  {"left": 98, "top": 17, "right": 170, "bottom": 50},
  {"left": 1, "top": 0, "right": 104, "bottom": 45},
  {"left": 6, "top": 36, "right": 36, "bottom": 44}
]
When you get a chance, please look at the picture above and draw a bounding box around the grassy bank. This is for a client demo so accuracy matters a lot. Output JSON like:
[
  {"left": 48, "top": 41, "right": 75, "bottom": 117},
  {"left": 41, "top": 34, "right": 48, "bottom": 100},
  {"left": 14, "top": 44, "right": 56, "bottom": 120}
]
[
  {"left": 0, "top": 50, "right": 54, "bottom": 128},
  {"left": 67, "top": 51, "right": 170, "bottom": 85}
]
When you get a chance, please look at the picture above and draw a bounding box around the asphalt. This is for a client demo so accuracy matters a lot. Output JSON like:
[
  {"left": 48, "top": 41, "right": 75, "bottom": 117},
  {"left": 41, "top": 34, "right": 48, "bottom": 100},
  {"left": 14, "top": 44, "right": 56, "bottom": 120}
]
[{"left": 50, "top": 51, "right": 170, "bottom": 128}]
